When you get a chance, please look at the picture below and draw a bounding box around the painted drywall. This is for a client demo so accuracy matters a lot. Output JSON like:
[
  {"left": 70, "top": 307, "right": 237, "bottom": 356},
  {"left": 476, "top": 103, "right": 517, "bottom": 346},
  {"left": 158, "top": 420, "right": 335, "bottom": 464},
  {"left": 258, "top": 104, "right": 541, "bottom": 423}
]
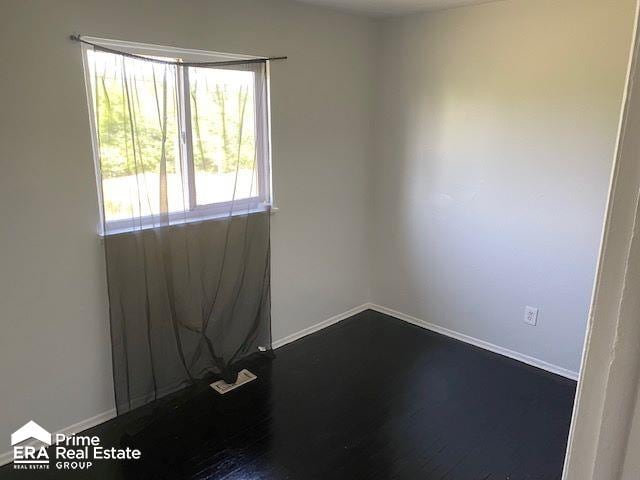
[
  {"left": 370, "top": 0, "right": 636, "bottom": 374},
  {"left": 0, "top": 0, "right": 375, "bottom": 454},
  {"left": 622, "top": 384, "right": 640, "bottom": 479}
]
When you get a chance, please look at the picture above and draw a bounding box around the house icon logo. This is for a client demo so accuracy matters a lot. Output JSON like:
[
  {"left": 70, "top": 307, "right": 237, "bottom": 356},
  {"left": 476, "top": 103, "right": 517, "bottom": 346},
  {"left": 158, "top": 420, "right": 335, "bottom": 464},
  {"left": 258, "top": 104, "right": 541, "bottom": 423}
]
[
  {"left": 11, "top": 421, "right": 51, "bottom": 446},
  {"left": 11, "top": 421, "right": 51, "bottom": 469}
]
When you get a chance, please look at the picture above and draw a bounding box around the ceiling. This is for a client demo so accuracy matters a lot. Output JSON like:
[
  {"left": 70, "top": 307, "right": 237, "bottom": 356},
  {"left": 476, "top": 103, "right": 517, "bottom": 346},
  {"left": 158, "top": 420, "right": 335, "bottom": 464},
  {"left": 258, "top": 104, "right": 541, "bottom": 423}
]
[{"left": 296, "top": 0, "right": 503, "bottom": 16}]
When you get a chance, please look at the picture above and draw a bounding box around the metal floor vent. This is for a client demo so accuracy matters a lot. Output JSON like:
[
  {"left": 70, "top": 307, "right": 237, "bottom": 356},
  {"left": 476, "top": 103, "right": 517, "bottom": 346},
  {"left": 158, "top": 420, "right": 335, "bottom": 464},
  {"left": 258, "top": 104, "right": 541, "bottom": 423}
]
[{"left": 210, "top": 369, "right": 257, "bottom": 394}]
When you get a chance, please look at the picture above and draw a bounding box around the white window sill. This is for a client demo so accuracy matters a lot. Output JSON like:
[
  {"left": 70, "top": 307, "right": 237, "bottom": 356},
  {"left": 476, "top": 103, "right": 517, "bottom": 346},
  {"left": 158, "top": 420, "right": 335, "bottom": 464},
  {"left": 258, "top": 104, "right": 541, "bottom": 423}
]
[{"left": 99, "top": 203, "right": 278, "bottom": 238}]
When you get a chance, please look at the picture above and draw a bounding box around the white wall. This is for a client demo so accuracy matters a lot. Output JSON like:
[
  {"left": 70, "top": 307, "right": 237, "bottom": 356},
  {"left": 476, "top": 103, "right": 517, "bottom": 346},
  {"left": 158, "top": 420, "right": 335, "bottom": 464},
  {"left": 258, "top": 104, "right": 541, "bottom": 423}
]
[
  {"left": 0, "top": 0, "right": 376, "bottom": 454},
  {"left": 371, "top": 0, "right": 635, "bottom": 374}
]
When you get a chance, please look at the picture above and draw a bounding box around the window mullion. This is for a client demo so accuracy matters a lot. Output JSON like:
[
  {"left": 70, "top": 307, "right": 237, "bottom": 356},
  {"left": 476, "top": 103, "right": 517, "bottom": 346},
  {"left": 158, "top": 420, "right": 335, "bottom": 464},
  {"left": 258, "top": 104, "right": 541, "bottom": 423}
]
[
  {"left": 178, "top": 65, "right": 197, "bottom": 210},
  {"left": 254, "top": 63, "right": 271, "bottom": 206}
]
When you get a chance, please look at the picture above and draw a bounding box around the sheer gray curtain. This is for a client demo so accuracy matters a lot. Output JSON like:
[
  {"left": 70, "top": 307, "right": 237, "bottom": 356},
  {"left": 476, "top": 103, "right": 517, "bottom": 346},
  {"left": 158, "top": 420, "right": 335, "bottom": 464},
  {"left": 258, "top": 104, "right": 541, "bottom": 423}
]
[{"left": 87, "top": 46, "right": 271, "bottom": 414}]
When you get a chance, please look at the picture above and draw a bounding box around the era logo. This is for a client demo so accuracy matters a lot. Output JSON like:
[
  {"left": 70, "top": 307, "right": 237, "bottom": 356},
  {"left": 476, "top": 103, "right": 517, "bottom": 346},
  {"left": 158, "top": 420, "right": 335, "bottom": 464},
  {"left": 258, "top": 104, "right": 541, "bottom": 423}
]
[
  {"left": 13, "top": 445, "right": 49, "bottom": 462},
  {"left": 11, "top": 421, "right": 51, "bottom": 469}
]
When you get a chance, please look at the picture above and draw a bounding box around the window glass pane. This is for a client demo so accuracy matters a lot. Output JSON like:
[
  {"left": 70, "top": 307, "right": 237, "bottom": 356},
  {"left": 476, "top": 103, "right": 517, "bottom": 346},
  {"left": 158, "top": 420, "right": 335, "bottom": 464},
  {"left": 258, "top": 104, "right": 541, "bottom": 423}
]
[
  {"left": 87, "top": 50, "right": 185, "bottom": 222},
  {"left": 188, "top": 67, "right": 259, "bottom": 206}
]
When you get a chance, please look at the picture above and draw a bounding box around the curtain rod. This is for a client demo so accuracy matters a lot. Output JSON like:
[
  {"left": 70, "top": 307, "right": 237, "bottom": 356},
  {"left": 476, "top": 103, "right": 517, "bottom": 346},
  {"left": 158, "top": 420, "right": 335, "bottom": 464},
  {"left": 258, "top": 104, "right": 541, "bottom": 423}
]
[{"left": 70, "top": 34, "right": 287, "bottom": 67}]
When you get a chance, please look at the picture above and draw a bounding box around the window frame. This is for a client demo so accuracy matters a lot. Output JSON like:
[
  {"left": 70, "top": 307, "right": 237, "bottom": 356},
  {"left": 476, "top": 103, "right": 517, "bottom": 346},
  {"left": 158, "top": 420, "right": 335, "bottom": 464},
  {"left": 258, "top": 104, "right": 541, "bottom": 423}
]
[{"left": 81, "top": 37, "right": 273, "bottom": 235}]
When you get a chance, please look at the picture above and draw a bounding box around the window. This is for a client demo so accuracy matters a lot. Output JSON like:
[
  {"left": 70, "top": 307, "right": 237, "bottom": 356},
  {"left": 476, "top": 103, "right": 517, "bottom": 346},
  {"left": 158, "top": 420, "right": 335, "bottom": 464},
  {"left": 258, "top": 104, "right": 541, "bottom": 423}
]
[{"left": 82, "top": 38, "right": 272, "bottom": 234}]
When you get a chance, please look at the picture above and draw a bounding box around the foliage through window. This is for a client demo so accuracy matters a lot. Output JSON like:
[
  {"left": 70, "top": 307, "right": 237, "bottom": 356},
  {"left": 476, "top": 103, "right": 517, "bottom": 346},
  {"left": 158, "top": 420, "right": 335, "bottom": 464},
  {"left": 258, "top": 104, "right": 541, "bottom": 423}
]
[{"left": 84, "top": 40, "right": 271, "bottom": 233}]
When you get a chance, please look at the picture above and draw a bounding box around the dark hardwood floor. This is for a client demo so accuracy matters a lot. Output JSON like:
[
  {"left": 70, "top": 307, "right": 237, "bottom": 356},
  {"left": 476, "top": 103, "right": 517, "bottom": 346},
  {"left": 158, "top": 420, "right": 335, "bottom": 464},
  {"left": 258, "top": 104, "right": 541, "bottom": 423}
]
[{"left": 1, "top": 310, "right": 576, "bottom": 479}]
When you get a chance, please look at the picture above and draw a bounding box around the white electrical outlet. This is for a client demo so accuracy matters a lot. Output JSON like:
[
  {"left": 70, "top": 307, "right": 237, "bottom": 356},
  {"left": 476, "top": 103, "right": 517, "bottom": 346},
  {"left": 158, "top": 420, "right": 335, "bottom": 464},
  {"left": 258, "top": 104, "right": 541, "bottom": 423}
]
[{"left": 524, "top": 306, "right": 538, "bottom": 326}]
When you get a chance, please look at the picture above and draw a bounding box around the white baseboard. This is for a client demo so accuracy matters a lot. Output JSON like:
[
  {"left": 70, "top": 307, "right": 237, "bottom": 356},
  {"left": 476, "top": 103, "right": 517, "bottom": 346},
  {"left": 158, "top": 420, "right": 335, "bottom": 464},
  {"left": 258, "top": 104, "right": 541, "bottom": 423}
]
[
  {"left": 0, "top": 408, "right": 117, "bottom": 467},
  {"left": 272, "top": 303, "right": 370, "bottom": 349},
  {"left": 368, "top": 303, "right": 579, "bottom": 381}
]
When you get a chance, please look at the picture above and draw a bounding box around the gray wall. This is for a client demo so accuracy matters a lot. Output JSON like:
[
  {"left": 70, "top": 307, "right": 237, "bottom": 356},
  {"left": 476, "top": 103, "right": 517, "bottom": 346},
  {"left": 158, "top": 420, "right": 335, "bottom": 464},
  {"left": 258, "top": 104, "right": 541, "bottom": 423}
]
[
  {"left": 371, "top": 0, "right": 635, "bottom": 374},
  {"left": 622, "top": 385, "right": 640, "bottom": 479},
  {"left": 0, "top": 0, "right": 376, "bottom": 453}
]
